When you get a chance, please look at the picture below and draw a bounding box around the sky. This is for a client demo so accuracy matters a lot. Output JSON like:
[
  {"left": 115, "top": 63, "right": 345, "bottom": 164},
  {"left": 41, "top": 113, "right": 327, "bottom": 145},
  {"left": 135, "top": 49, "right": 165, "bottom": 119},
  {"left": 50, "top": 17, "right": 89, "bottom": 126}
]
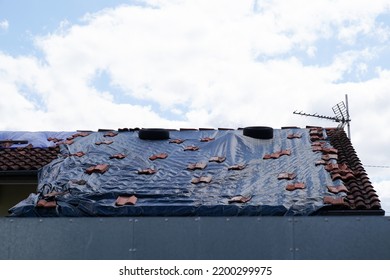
[{"left": 1, "top": 0, "right": 390, "bottom": 214}]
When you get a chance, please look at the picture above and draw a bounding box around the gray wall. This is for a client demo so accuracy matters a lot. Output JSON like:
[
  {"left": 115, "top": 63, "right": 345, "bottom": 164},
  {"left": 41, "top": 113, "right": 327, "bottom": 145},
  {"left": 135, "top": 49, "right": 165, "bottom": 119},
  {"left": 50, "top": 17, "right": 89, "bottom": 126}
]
[
  {"left": 1, "top": 216, "right": 389, "bottom": 260},
  {"left": 0, "top": 176, "right": 37, "bottom": 217}
]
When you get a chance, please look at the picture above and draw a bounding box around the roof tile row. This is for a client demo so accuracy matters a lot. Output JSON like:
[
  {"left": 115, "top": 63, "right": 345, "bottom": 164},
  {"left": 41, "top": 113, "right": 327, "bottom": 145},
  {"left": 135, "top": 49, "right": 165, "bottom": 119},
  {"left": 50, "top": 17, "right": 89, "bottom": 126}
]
[{"left": 0, "top": 147, "right": 60, "bottom": 172}]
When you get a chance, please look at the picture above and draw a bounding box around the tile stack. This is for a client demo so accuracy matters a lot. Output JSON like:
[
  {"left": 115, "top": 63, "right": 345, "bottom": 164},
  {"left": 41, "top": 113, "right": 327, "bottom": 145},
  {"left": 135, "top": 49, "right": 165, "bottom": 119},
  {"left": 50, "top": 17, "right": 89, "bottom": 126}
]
[
  {"left": 0, "top": 146, "right": 60, "bottom": 172},
  {"left": 326, "top": 128, "right": 381, "bottom": 210}
]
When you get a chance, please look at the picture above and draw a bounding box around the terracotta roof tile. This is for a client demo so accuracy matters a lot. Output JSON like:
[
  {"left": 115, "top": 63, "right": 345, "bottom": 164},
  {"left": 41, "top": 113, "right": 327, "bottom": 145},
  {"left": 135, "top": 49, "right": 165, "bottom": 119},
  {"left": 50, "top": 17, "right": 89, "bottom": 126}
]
[
  {"left": 85, "top": 164, "right": 109, "bottom": 174},
  {"left": 0, "top": 146, "right": 60, "bottom": 171},
  {"left": 286, "top": 182, "right": 305, "bottom": 191},
  {"left": 323, "top": 196, "right": 345, "bottom": 206},
  {"left": 200, "top": 137, "right": 215, "bottom": 142},
  {"left": 169, "top": 139, "right": 185, "bottom": 144},
  {"left": 70, "top": 151, "right": 85, "bottom": 157},
  {"left": 228, "top": 164, "right": 246, "bottom": 170},
  {"left": 327, "top": 185, "right": 349, "bottom": 194},
  {"left": 184, "top": 145, "right": 199, "bottom": 151},
  {"left": 263, "top": 149, "right": 291, "bottom": 159},
  {"left": 187, "top": 162, "right": 207, "bottom": 170},
  {"left": 209, "top": 156, "right": 226, "bottom": 163},
  {"left": 109, "top": 153, "right": 126, "bottom": 159},
  {"left": 149, "top": 153, "right": 168, "bottom": 160},
  {"left": 138, "top": 168, "right": 157, "bottom": 175},
  {"left": 36, "top": 199, "right": 57, "bottom": 208},
  {"left": 327, "top": 129, "right": 382, "bottom": 211},
  {"left": 116, "top": 195, "right": 137, "bottom": 206},
  {"left": 278, "top": 172, "right": 296, "bottom": 180},
  {"left": 191, "top": 176, "right": 212, "bottom": 184},
  {"left": 228, "top": 195, "right": 251, "bottom": 204}
]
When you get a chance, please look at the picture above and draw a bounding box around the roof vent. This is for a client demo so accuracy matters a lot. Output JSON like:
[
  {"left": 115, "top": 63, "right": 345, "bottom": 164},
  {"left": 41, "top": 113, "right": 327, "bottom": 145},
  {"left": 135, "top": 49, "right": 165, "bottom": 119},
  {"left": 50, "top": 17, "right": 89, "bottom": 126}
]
[
  {"left": 139, "top": 128, "right": 170, "bottom": 140},
  {"left": 243, "top": 126, "right": 273, "bottom": 139}
]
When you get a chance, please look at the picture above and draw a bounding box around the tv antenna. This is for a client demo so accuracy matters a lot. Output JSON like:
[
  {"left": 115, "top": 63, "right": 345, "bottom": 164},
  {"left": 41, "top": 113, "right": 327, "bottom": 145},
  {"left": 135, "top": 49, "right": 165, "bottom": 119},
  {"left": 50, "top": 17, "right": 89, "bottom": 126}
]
[{"left": 293, "top": 94, "right": 351, "bottom": 139}]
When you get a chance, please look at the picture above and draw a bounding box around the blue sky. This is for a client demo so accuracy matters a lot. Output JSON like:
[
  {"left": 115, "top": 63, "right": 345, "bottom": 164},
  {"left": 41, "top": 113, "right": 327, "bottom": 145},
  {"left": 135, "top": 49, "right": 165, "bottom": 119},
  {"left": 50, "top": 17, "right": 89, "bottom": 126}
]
[{"left": 1, "top": 0, "right": 390, "bottom": 214}]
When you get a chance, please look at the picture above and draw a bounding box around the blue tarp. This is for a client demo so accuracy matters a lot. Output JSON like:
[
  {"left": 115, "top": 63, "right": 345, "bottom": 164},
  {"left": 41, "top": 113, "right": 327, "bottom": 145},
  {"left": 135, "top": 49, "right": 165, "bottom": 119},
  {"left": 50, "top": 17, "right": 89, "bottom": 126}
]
[
  {"left": 8, "top": 129, "right": 345, "bottom": 216},
  {"left": 0, "top": 131, "right": 76, "bottom": 148}
]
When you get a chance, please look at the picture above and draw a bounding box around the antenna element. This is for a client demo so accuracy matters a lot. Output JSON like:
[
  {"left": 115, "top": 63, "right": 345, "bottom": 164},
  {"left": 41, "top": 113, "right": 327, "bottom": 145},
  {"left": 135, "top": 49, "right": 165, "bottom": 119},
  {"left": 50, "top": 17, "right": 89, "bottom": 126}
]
[{"left": 293, "top": 94, "right": 351, "bottom": 139}]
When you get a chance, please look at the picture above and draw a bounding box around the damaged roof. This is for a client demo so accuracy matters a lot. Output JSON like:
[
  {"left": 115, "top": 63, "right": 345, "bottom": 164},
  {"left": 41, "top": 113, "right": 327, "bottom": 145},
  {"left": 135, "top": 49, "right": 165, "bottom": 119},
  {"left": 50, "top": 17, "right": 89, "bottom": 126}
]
[{"left": 1, "top": 126, "right": 384, "bottom": 216}]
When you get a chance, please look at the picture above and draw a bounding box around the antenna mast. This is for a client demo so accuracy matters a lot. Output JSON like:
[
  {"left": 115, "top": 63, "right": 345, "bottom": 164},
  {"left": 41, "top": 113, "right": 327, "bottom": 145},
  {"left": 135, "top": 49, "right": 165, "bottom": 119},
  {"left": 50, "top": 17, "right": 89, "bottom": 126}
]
[{"left": 293, "top": 94, "right": 351, "bottom": 139}]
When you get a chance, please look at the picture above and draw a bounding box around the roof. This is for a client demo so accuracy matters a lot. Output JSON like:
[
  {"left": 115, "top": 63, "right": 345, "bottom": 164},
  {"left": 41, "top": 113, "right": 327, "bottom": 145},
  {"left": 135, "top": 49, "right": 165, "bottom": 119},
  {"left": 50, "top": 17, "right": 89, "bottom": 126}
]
[
  {"left": 0, "top": 131, "right": 76, "bottom": 174},
  {"left": 1, "top": 126, "right": 384, "bottom": 216}
]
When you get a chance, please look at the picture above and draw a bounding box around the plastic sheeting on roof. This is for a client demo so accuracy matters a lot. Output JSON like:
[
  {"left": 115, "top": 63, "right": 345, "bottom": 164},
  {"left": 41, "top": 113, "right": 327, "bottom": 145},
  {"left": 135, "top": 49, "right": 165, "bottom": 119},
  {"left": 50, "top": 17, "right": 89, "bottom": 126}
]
[
  {"left": 9, "top": 129, "right": 345, "bottom": 217},
  {"left": 0, "top": 131, "right": 76, "bottom": 148}
]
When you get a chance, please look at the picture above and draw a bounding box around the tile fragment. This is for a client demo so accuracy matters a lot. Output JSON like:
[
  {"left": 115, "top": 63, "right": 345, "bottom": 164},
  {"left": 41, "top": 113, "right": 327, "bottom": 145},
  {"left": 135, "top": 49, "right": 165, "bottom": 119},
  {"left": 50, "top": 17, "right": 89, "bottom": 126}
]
[
  {"left": 191, "top": 176, "right": 212, "bottom": 184},
  {"left": 228, "top": 195, "right": 251, "bottom": 204},
  {"left": 209, "top": 156, "right": 226, "bottom": 163},
  {"left": 116, "top": 195, "right": 137, "bottom": 206},
  {"left": 286, "top": 182, "right": 305, "bottom": 191},
  {"left": 149, "top": 153, "right": 168, "bottom": 160}
]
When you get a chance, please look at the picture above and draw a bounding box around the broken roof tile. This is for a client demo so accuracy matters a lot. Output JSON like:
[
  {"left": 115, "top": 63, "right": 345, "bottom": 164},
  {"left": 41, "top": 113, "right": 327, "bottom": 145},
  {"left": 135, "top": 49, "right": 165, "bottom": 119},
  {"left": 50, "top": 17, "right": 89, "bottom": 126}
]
[
  {"left": 109, "top": 153, "right": 126, "bottom": 159},
  {"left": 149, "top": 153, "right": 168, "bottom": 160},
  {"left": 36, "top": 199, "right": 57, "bottom": 208},
  {"left": 327, "top": 185, "right": 349, "bottom": 194},
  {"left": 286, "top": 182, "right": 305, "bottom": 191},
  {"left": 115, "top": 195, "right": 137, "bottom": 206},
  {"left": 187, "top": 162, "right": 207, "bottom": 170},
  {"left": 104, "top": 131, "right": 118, "bottom": 137},
  {"left": 280, "top": 149, "right": 291, "bottom": 156},
  {"left": 66, "top": 132, "right": 90, "bottom": 140},
  {"left": 47, "top": 137, "right": 63, "bottom": 143},
  {"left": 200, "top": 137, "right": 215, "bottom": 142},
  {"left": 228, "top": 195, "right": 251, "bottom": 204},
  {"left": 323, "top": 196, "right": 345, "bottom": 206},
  {"left": 138, "top": 168, "right": 157, "bottom": 175},
  {"left": 325, "top": 163, "right": 339, "bottom": 172},
  {"left": 209, "top": 156, "right": 226, "bottom": 163},
  {"left": 228, "top": 164, "right": 246, "bottom": 171},
  {"left": 75, "top": 132, "right": 91, "bottom": 137},
  {"left": 263, "top": 149, "right": 291, "bottom": 159},
  {"left": 278, "top": 172, "right": 296, "bottom": 180},
  {"left": 169, "top": 139, "right": 185, "bottom": 144},
  {"left": 85, "top": 164, "right": 109, "bottom": 175},
  {"left": 63, "top": 139, "right": 74, "bottom": 145},
  {"left": 70, "top": 151, "right": 85, "bottom": 157},
  {"left": 191, "top": 176, "right": 212, "bottom": 184},
  {"left": 184, "top": 145, "right": 199, "bottom": 151},
  {"left": 321, "top": 147, "right": 338, "bottom": 154}
]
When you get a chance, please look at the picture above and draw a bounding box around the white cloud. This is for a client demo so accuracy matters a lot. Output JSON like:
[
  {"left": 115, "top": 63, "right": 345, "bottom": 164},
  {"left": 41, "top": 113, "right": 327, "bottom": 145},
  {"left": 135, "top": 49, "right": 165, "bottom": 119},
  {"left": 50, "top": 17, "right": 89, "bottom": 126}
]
[
  {"left": 0, "top": 0, "right": 389, "bottom": 130},
  {"left": 1, "top": 0, "right": 390, "bottom": 212},
  {"left": 0, "top": 19, "right": 9, "bottom": 31},
  {"left": 372, "top": 180, "right": 390, "bottom": 215}
]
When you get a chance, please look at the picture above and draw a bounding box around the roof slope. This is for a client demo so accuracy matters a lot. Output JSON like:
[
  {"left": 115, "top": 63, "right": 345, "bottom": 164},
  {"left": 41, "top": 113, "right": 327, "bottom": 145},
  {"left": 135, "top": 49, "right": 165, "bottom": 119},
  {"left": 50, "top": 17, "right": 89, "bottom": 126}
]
[
  {"left": 0, "top": 131, "right": 73, "bottom": 172},
  {"left": 3, "top": 127, "right": 384, "bottom": 216}
]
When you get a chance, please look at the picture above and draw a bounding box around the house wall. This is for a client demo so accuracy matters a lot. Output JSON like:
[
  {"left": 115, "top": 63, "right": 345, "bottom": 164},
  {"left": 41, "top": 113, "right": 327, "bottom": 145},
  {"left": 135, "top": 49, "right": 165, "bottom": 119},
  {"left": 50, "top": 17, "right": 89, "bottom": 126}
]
[
  {"left": 0, "top": 175, "right": 37, "bottom": 216},
  {"left": 0, "top": 216, "right": 389, "bottom": 260}
]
